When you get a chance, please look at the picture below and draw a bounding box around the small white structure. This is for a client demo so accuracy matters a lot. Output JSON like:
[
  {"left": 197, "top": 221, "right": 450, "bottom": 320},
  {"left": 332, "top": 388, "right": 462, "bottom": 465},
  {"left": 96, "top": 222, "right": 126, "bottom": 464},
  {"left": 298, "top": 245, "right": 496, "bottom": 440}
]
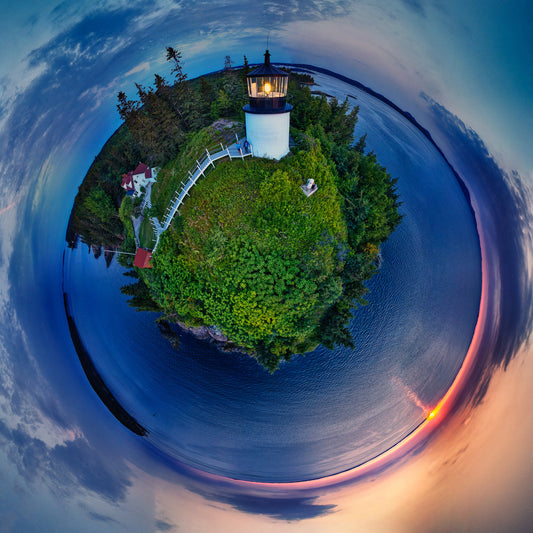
[
  {"left": 121, "top": 163, "right": 158, "bottom": 197},
  {"left": 301, "top": 178, "right": 318, "bottom": 197},
  {"left": 243, "top": 50, "right": 291, "bottom": 160}
]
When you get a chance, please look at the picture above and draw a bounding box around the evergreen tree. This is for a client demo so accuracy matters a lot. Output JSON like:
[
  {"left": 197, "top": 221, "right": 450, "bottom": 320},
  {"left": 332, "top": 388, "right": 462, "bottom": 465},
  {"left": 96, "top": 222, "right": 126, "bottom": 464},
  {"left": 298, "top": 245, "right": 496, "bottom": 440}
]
[{"left": 116, "top": 47, "right": 204, "bottom": 165}]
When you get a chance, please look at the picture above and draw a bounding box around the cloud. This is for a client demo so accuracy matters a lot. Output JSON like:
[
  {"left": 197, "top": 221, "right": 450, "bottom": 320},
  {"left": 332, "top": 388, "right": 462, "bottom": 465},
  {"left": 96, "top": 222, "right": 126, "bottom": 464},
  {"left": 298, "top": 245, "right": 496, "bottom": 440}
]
[
  {"left": 195, "top": 489, "right": 336, "bottom": 521},
  {"left": 155, "top": 519, "right": 176, "bottom": 531},
  {"left": 88, "top": 511, "right": 119, "bottom": 524},
  {"left": 399, "top": 0, "right": 426, "bottom": 17},
  {"left": 125, "top": 61, "right": 152, "bottom": 76},
  {"left": 130, "top": 0, "right": 184, "bottom": 32},
  {"left": 0, "top": 419, "right": 10, "bottom": 440},
  {"left": 50, "top": 438, "right": 132, "bottom": 501},
  {"left": 79, "top": 77, "right": 122, "bottom": 112},
  {"left": 2, "top": 418, "right": 133, "bottom": 503},
  {"left": 9, "top": 427, "right": 49, "bottom": 482}
]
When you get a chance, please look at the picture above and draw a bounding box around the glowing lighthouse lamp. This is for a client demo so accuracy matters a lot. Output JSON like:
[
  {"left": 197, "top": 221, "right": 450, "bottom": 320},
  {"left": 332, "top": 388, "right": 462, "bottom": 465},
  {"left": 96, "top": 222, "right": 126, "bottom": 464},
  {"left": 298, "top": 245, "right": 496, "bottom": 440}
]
[{"left": 243, "top": 50, "right": 292, "bottom": 159}]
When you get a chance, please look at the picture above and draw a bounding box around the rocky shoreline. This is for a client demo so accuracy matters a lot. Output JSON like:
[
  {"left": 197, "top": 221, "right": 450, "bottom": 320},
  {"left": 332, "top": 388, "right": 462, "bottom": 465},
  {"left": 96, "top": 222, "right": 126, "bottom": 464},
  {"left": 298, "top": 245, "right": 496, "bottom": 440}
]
[{"left": 157, "top": 319, "right": 247, "bottom": 354}]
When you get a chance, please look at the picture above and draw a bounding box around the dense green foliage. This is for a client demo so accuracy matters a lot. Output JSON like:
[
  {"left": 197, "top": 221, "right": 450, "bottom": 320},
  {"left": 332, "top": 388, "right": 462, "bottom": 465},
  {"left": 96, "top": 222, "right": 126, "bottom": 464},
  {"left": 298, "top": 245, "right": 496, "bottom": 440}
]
[
  {"left": 146, "top": 145, "right": 347, "bottom": 365},
  {"left": 82, "top": 186, "right": 116, "bottom": 222}
]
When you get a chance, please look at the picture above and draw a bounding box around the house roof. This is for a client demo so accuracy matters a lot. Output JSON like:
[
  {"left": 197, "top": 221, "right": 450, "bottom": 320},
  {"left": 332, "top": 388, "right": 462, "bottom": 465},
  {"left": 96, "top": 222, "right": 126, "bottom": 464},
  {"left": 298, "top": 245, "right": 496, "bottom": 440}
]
[
  {"left": 121, "top": 171, "right": 134, "bottom": 190},
  {"left": 133, "top": 248, "right": 153, "bottom": 269},
  {"left": 133, "top": 162, "right": 151, "bottom": 179}
]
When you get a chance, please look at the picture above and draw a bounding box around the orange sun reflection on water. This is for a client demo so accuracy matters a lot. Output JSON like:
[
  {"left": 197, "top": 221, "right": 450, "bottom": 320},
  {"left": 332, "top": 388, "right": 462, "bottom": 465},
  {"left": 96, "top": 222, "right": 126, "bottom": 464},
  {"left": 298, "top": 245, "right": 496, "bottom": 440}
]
[{"left": 427, "top": 401, "right": 444, "bottom": 421}]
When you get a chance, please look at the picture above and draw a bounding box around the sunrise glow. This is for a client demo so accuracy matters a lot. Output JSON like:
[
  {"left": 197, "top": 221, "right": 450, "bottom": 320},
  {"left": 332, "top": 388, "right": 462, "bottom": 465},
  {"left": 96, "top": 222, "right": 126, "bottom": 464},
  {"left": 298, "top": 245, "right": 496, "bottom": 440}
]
[{"left": 427, "top": 403, "right": 443, "bottom": 420}]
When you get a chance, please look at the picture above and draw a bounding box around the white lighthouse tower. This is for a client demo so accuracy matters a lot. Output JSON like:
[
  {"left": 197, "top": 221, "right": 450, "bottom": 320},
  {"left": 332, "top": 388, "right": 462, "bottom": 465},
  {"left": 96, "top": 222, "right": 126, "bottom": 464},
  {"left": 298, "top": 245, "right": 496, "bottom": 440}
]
[{"left": 243, "top": 50, "right": 292, "bottom": 160}]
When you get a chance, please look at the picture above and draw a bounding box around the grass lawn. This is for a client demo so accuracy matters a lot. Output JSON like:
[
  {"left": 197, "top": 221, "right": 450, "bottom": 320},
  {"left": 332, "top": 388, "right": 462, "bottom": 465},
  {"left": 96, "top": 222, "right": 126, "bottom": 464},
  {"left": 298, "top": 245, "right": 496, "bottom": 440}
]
[{"left": 139, "top": 216, "right": 156, "bottom": 249}]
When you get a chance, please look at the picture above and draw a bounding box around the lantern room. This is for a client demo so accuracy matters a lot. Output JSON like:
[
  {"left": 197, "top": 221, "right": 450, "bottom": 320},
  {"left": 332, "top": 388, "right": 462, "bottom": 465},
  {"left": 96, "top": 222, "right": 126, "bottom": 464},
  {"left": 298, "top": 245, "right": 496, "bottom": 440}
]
[
  {"left": 246, "top": 50, "right": 289, "bottom": 112},
  {"left": 243, "top": 50, "right": 292, "bottom": 159}
]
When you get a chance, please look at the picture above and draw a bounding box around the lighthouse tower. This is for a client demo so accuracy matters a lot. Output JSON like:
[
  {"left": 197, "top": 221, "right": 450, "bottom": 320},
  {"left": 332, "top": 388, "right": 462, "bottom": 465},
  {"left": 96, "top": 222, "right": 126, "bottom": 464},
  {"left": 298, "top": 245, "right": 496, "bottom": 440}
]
[{"left": 243, "top": 50, "right": 292, "bottom": 159}]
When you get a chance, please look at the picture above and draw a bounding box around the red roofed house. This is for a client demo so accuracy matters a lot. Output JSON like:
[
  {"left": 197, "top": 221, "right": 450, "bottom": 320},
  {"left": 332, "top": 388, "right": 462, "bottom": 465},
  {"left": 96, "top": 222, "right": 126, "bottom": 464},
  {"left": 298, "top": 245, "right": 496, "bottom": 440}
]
[
  {"left": 133, "top": 248, "right": 153, "bottom": 269},
  {"left": 121, "top": 162, "right": 158, "bottom": 197},
  {"left": 121, "top": 172, "right": 135, "bottom": 194}
]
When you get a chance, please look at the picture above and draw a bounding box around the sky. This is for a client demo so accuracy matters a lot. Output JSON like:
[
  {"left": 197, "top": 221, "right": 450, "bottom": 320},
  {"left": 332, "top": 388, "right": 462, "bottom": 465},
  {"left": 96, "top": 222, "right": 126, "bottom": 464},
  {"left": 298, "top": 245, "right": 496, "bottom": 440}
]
[{"left": 0, "top": 1, "right": 532, "bottom": 531}]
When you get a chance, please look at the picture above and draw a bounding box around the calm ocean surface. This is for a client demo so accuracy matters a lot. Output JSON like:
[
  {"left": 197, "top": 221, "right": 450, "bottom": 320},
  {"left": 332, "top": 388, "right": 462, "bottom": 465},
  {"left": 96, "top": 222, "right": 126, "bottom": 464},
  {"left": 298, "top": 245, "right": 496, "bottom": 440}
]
[{"left": 63, "top": 71, "right": 481, "bottom": 482}]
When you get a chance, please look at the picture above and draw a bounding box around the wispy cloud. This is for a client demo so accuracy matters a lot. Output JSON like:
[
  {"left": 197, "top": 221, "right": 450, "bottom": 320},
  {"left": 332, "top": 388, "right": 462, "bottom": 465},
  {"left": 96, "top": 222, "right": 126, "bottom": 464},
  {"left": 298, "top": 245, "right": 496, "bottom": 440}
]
[
  {"left": 79, "top": 77, "right": 122, "bottom": 111},
  {"left": 125, "top": 61, "right": 152, "bottom": 76}
]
